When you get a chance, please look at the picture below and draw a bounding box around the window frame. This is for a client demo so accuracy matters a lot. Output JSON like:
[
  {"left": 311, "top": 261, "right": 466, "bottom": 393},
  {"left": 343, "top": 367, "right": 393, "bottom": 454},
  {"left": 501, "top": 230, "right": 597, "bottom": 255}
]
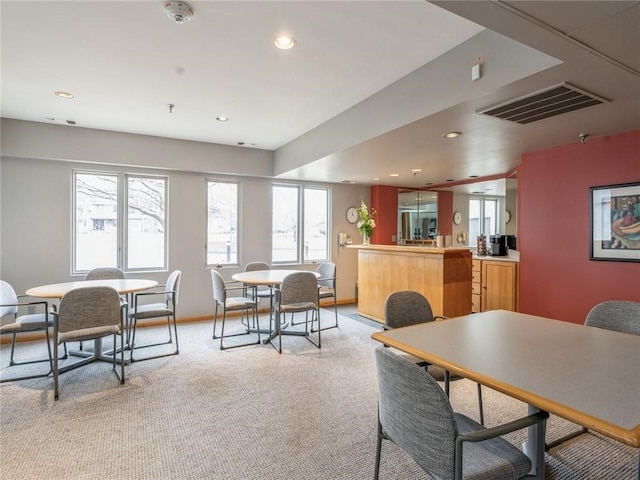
[
  {"left": 272, "top": 183, "right": 330, "bottom": 265},
  {"left": 205, "top": 178, "right": 240, "bottom": 267},
  {"left": 125, "top": 173, "right": 168, "bottom": 272},
  {"left": 71, "top": 169, "right": 168, "bottom": 275}
]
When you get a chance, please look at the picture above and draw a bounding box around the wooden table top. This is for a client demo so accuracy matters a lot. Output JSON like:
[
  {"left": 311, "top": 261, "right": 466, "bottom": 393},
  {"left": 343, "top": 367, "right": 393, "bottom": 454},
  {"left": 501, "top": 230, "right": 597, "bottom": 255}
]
[
  {"left": 372, "top": 309, "right": 640, "bottom": 448},
  {"left": 231, "top": 269, "right": 320, "bottom": 286},
  {"left": 26, "top": 279, "right": 158, "bottom": 298}
]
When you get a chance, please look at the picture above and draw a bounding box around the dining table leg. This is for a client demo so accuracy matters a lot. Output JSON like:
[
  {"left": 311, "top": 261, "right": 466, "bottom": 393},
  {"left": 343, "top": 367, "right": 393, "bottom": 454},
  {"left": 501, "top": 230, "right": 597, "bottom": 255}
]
[{"left": 523, "top": 404, "right": 546, "bottom": 479}]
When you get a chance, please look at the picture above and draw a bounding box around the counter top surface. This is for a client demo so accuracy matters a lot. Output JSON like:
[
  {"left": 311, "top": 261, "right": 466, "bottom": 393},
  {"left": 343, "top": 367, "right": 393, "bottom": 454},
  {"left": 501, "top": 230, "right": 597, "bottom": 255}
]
[
  {"left": 347, "top": 244, "right": 471, "bottom": 254},
  {"left": 473, "top": 253, "right": 519, "bottom": 263}
]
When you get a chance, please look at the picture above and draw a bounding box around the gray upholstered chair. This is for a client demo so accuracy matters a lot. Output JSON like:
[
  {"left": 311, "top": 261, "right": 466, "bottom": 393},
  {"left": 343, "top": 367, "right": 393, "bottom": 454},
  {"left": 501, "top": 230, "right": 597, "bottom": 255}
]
[
  {"left": 128, "top": 270, "right": 181, "bottom": 362},
  {"left": 585, "top": 300, "right": 640, "bottom": 334},
  {"left": 374, "top": 346, "right": 548, "bottom": 480},
  {"left": 81, "top": 267, "right": 126, "bottom": 349},
  {"left": 314, "top": 261, "right": 338, "bottom": 331},
  {"left": 52, "top": 286, "right": 125, "bottom": 400},
  {"left": 546, "top": 299, "right": 640, "bottom": 450},
  {"left": 270, "top": 271, "right": 321, "bottom": 353},
  {"left": 84, "top": 267, "right": 125, "bottom": 280},
  {"left": 211, "top": 269, "right": 260, "bottom": 350},
  {"left": 243, "top": 261, "right": 275, "bottom": 303},
  {"left": 384, "top": 290, "right": 484, "bottom": 425},
  {"left": 0, "top": 280, "right": 54, "bottom": 383}
]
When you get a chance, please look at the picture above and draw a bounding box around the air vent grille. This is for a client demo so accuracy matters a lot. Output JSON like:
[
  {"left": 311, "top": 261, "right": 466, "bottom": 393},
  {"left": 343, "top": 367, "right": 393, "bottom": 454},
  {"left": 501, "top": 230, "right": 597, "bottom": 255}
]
[{"left": 478, "top": 83, "right": 607, "bottom": 124}]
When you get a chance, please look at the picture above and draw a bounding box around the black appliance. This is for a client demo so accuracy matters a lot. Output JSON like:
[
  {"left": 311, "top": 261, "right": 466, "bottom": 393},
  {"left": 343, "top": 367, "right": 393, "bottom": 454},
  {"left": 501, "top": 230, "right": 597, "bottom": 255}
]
[{"left": 489, "top": 235, "right": 508, "bottom": 256}]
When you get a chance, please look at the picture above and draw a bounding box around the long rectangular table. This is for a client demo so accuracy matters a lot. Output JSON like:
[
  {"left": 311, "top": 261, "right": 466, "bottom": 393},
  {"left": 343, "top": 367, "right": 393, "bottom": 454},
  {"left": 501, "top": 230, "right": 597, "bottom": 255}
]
[{"left": 371, "top": 310, "right": 640, "bottom": 479}]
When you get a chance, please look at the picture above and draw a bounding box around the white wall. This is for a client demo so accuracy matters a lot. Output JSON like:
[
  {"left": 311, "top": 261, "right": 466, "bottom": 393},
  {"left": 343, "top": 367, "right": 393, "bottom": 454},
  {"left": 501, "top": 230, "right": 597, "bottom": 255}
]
[{"left": 1, "top": 122, "right": 368, "bottom": 319}]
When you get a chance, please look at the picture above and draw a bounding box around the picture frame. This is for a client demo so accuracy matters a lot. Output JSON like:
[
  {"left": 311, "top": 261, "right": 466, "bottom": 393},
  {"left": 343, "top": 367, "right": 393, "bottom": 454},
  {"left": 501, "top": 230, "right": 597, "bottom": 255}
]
[{"left": 590, "top": 181, "right": 640, "bottom": 262}]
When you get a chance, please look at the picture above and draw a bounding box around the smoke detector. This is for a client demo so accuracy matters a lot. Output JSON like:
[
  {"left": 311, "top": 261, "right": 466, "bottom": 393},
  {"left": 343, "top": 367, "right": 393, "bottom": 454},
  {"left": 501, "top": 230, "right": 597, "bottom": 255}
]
[{"left": 165, "top": 1, "right": 193, "bottom": 24}]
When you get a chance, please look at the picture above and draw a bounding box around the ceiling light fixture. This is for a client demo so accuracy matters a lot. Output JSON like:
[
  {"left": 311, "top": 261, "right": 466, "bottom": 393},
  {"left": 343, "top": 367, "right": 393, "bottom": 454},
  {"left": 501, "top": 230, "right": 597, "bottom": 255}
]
[
  {"left": 54, "top": 91, "right": 74, "bottom": 99},
  {"left": 216, "top": 116, "right": 229, "bottom": 122},
  {"left": 443, "top": 131, "right": 462, "bottom": 138},
  {"left": 274, "top": 36, "right": 296, "bottom": 50},
  {"left": 390, "top": 173, "right": 399, "bottom": 177},
  {"left": 165, "top": 1, "right": 193, "bottom": 24}
]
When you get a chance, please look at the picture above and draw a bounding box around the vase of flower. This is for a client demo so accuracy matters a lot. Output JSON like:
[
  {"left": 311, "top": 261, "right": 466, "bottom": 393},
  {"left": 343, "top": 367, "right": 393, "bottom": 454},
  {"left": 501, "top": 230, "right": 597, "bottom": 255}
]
[{"left": 356, "top": 201, "right": 376, "bottom": 245}]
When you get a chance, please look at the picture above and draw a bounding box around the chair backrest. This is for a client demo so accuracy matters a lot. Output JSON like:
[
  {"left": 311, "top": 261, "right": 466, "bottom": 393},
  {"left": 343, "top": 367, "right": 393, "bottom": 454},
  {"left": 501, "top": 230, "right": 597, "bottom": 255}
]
[
  {"left": 57, "top": 286, "right": 122, "bottom": 334},
  {"left": 244, "top": 262, "right": 271, "bottom": 272},
  {"left": 165, "top": 270, "right": 182, "bottom": 306},
  {"left": 384, "top": 290, "right": 435, "bottom": 329},
  {"left": 210, "top": 269, "right": 226, "bottom": 304},
  {"left": 279, "top": 272, "right": 319, "bottom": 305},
  {"left": 375, "top": 346, "right": 457, "bottom": 479},
  {"left": 315, "top": 262, "right": 336, "bottom": 289},
  {"left": 584, "top": 300, "right": 640, "bottom": 335},
  {"left": 0, "top": 280, "right": 19, "bottom": 318},
  {"left": 85, "top": 267, "right": 125, "bottom": 280}
]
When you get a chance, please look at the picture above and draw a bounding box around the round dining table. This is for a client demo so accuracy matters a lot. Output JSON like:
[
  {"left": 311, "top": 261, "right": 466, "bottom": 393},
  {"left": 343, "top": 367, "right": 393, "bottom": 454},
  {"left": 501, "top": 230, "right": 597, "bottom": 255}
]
[
  {"left": 26, "top": 278, "right": 158, "bottom": 299},
  {"left": 231, "top": 269, "right": 321, "bottom": 346},
  {"left": 231, "top": 269, "right": 319, "bottom": 286},
  {"left": 26, "top": 278, "right": 158, "bottom": 371}
]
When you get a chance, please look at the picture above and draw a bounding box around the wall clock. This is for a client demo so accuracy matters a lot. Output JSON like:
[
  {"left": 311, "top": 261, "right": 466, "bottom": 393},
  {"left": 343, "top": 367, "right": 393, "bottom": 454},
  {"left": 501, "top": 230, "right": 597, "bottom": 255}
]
[
  {"left": 453, "top": 211, "right": 462, "bottom": 225},
  {"left": 505, "top": 210, "right": 512, "bottom": 224},
  {"left": 346, "top": 207, "right": 359, "bottom": 224}
]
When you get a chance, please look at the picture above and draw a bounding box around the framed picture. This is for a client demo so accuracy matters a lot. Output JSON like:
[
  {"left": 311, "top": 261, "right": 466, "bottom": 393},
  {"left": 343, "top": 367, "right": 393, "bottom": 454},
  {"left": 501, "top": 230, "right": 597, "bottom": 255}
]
[{"left": 590, "top": 182, "right": 640, "bottom": 262}]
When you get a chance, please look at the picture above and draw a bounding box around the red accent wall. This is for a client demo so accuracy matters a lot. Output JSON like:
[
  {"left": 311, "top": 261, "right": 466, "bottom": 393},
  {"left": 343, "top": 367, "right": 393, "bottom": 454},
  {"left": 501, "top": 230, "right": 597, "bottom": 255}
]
[
  {"left": 370, "top": 185, "right": 398, "bottom": 245},
  {"left": 437, "top": 190, "right": 453, "bottom": 236},
  {"left": 519, "top": 130, "right": 640, "bottom": 324}
]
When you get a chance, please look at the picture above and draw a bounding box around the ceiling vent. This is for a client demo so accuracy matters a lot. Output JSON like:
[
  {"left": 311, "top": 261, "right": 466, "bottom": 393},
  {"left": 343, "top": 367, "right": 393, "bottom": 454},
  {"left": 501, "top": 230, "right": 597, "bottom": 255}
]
[{"left": 477, "top": 82, "right": 608, "bottom": 124}]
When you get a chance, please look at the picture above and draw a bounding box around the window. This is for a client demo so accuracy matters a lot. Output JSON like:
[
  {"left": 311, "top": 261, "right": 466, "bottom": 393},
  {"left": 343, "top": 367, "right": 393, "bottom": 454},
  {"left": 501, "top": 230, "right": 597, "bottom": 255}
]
[
  {"left": 72, "top": 171, "right": 167, "bottom": 274},
  {"left": 206, "top": 180, "right": 238, "bottom": 265},
  {"left": 303, "top": 188, "right": 329, "bottom": 261},
  {"left": 469, "top": 197, "right": 498, "bottom": 247},
  {"left": 126, "top": 176, "right": 167, "bottom": 270},
  {"left": 272, "top": 184, "right": 329, "bottom": 264}
]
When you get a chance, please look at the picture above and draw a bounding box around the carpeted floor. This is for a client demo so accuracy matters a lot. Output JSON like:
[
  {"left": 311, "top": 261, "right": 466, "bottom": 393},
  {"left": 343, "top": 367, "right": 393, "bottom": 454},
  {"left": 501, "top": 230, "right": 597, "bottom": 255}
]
[{"left": 1, "top": 309, "right": 637, "bottom": 479}]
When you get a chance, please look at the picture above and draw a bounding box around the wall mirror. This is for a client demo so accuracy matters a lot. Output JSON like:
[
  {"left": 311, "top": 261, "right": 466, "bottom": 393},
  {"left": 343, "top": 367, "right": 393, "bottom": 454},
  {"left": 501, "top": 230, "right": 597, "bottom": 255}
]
[{"left": 397, "top": 189, "right": 438, "bottom": 244}]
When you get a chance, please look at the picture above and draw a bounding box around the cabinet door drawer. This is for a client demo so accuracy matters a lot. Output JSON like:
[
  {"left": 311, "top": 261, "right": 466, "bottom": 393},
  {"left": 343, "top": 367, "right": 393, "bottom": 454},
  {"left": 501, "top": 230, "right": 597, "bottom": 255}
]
[
  {"left": 472, "top": 259, "right": 481, "bottom": 272},
  {"left": 472, "top": 271, "right": 481, "bottom": 283},
  {"left": 472, "top": 282, "right": 482, "bottom": 295},
  {"left": 472, "top": 293, "right": 481, "bottom": 313}
]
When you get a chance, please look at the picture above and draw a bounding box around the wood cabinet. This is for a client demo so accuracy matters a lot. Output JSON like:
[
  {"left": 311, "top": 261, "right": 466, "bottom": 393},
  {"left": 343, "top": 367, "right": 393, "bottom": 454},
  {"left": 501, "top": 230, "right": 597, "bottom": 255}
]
[
  {"left": 472, "top": 258, "right": 518, "bottom": 312},
  {"left": 351, "top": 244, "right": 472, "bottom": 322}
]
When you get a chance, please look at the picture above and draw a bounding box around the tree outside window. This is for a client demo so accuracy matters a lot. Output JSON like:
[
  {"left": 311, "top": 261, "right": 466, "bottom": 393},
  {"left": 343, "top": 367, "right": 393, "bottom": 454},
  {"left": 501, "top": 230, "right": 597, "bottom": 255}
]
[
  {"left": 206, "top": 180, "right": 238, "bottom": 265},
  {"left": 72, "top": 171, "right": 167, "bottom": 274},
  {"left": 272, "top": 184, "right": 329, "bottom": 264}
]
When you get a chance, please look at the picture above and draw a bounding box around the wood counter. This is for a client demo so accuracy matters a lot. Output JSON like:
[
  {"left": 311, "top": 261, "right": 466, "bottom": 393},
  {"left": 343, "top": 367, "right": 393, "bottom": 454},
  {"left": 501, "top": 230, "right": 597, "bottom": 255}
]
[{"left": 348, "top": 244, "right": 472, "bottom": 323}]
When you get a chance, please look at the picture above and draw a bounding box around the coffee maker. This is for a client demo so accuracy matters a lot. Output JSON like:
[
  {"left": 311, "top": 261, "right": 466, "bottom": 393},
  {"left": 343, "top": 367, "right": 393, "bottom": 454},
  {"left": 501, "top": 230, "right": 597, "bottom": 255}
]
[{"left": 489, "top": 235, "right": 508, "bottom": 256}]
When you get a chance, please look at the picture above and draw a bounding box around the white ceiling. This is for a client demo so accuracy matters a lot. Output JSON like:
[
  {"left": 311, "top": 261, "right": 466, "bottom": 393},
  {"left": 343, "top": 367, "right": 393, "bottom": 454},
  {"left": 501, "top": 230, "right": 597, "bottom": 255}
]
[{"left": 2, "top": 1, "right": 639, "bottom": 192}]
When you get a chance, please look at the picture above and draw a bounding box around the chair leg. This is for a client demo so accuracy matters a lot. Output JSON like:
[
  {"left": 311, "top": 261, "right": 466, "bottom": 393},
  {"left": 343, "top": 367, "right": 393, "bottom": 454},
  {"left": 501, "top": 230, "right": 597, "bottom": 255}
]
[
  {"left": 477, "top": 383, "right": 484, "bottom": 426},
  {"left": 312, "top": 296, "right": 339, "bottom": 332},
  {"left": 373, "top": 416, "right": 384, "bottom": 480},
  {"left": 1, "top": 328, "right": 54, "bottom": 384},
  {"left": 130, "top": 313, "right": 179, "bottom": 362},
  {"left": 220, "top": 306, "right": 261, "bottom": 350}
]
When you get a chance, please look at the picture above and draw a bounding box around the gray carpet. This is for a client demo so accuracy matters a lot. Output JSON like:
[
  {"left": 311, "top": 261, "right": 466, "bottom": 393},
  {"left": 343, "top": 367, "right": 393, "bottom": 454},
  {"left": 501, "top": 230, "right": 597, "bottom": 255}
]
[{"left": 1, "top": 310, "right": 637, "bottom": 479}]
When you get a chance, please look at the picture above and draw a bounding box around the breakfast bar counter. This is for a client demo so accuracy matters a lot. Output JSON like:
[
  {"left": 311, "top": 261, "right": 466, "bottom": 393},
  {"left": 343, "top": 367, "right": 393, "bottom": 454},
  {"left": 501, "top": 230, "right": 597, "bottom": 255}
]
[{"left": 348, "top": 244, "right": 472, "bottom": 323}]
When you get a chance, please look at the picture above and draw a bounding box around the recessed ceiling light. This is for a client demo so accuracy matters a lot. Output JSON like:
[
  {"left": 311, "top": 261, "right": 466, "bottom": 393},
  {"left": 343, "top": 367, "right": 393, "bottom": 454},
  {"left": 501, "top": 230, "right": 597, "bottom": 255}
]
[
  {"left": 54, "top": 91, "right": 74, "bottom": 99},
  {"left": 372, "top": 178, "right": 380, "bottom": 181},
  {"left": 443, "top": 131, "right": 462, "bottom": 138},
  {"left": 216, "top": 116, "right": 229, "bottom": 122},
  {"left": 390, "top": 173, "right": 399, "bottom": 177},
  {"left": 274, "top": 36, "right": 296, "bottom": 50},
  {"left": 411, "top": 168, "right": 422, "bottom": 173}
]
